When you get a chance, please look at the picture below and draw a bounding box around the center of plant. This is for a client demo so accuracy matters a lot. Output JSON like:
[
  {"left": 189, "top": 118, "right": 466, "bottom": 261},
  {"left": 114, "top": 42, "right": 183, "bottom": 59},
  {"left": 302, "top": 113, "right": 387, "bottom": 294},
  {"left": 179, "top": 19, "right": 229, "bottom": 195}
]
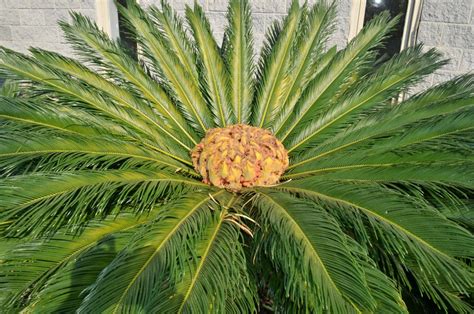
[{"left": 191, "top": 124, "right": 289, "bottom": 191}]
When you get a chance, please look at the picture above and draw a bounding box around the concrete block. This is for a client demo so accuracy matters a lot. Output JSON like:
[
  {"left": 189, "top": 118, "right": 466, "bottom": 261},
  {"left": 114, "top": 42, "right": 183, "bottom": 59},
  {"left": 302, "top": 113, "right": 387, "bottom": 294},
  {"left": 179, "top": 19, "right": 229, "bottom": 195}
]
[
  {"left": 20, "top": 9, "right": 46, "bottom": 26},
  {"left": 79, "top": 0, "right": 95, "bottom": 9},
  {"left": 264, "top": 0, "right": 287, "bottom": 14},
  {"left": 2, "top": 0, "right": 30, "bottom": 9},
  {"left": 417, "top": 22, "right": 444, "bottom": 46},
  {"left": 421, "top": 0, "right": 471, "bottom": 24},
  {"left": 2, "top": 40, "right": 30, "bottom": 53},
  {"left": 0, "top": 25, "right": 12, "bottom": 40},
  {"left": 251, "top": 0, "right": 266, "bottom": 13},
  {"left": 44, "top": 9, "right": 71, "bottom": 25},
  {"left": 409, "top": 75, "right": 434, "bottom": 95},
  {"left": 75, "top": 9, "right": 96, "bottom": 20},
  {"left": 207, "top": 0, "right": 228, "bottom": 12},
  {"left": 252, "top": 14, "right": 267, "bottom": 37},
  {"left": 459, "top": 49, "right": 473, "bottom": 70},
  {"left": 10, "top": 25, "right": 59, "bottom": 43},
  {"left": 55, "top": 0, "right": 81, "bottom": 9},
  {"left": 0, "top": 10, "right": 20, "bottom": 26},
  {"left": 30, "top": 0, "right": 56, "bottom": 8},
  {"left": 207, "top": 12, "right": 228, "bottom": 36},
  {"left": 442, "top": 24, "right": 473, "bottom": 49},
  {"left": 434, "top": 46, "right": 464, "bottom": 71},
  {"left": 164, "top": 0, "right": 206, "bottom": 11},
  {"left": 432, "top": 70, "right": 458, "bottom": 85}
]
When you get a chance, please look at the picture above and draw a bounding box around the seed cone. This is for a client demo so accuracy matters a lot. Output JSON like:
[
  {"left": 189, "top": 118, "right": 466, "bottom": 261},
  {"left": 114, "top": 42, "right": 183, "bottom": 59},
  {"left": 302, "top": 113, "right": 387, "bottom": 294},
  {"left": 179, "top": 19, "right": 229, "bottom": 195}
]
[{"left": 191, "top": 124, "right": 289, "bottom": 191}]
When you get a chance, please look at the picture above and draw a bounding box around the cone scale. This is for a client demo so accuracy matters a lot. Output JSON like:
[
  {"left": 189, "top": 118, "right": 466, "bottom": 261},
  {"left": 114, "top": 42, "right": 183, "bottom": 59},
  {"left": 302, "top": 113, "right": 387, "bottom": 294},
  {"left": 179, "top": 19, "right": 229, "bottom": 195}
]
[{"left": 191, "top": 124, "right": 289, "bottom": 191}]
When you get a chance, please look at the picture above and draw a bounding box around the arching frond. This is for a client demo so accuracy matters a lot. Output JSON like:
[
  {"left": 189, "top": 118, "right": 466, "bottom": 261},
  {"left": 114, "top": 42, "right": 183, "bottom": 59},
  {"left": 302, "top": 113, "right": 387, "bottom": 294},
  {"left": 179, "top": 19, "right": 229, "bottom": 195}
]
[
  {"left": 223, "top": 0, "right": 254, "bottom": 124},
  {"left": 30, "top": 48, "right": 194, "bottom": 151},
  {"left": 288, "top": 74, "right": 474, "bottom": 171},
  {"left": 59, "top": 12, "right": 198, "bottom": 144},
  {"left": 170, "top": 209, "right": 255, "bottom": 313},
  {"left": 253, "top": 191, "right": 376, "bottom": 313},
  {"left": 277, "top": 12, "right": 397, "bottom": 142},
  {"left": 187, "top": 3, "right": 234, "bottom": 126},
  {"left": 150, "top": 1, "right": 200, "bottom": 88},
  {"left": 77, "top": 191, "right": 231, "bottom": 313},
  {"left": 117, "top": 1, "right": 213, "bottom": 132},
  {"left": 286, "top": 46, "right": 445, "bottom": 153},
  {"left": 251, "top": 0, "right": 302, "bottom": 127},
  {"left": 273, "top": 1, "right": 336, "bottom": 133},
  {"left": 0, "top": 97, "right": 121, "bottom": 137},
  {"left": 0, "top": 133, "right": 189, "bottom": 176},
  {"left": 1, "top": 210, "right": 154, "bottom": 312},
  {"left": 273, "top": 180, "right": 473, "bottom": 306},
  {"left": 1, "top": 169, "right": 203, "bottom": 237}
]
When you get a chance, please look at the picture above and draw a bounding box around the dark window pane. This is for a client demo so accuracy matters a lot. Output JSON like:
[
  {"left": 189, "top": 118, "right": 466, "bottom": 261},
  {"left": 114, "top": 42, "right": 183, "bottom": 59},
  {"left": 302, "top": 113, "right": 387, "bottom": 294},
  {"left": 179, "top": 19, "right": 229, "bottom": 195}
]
[
  {"left": 117, "top": 0, "right": 138, "bottom": 59},
  {"left": 364, "top": 0, "right": 408, "bottom": 62}
]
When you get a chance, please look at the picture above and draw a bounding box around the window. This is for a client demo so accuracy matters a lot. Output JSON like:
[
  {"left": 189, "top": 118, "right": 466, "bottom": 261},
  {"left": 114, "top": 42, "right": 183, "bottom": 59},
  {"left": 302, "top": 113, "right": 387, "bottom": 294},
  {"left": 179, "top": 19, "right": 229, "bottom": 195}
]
[{"left": 349, "top": 0, "right": 423, "bottom": 59}]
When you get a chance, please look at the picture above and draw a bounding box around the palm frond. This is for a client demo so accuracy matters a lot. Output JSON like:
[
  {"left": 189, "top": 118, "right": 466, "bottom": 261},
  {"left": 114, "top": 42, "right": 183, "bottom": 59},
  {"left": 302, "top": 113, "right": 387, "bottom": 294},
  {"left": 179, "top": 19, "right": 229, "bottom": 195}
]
[
  {"left": 273, "top": 1, "right": 336, "bottom": 134},
  {"left": 288, "top": 74, "right": 474, "bottom": 171},
  {"left": 150, "top": 1, "right": 200, "bottom": 88},
  {"left": 1, "top": 210, "right": 154, "bottom": 312},
  {"left": 251, "top": 0, "right": 302, "bottom": 128},
  {"left": 346, "top": 236, "right": 408, "bottom": 313},
  {"left": 0, "top": 132, "right": 190, "bottom": 178},
  {"left": 223, "top": 0, "right": 254, "bottom": 124},
  {"left": 253, "top": 190, "right": 376, "bottom": 313},
  {"left": 273, "top": 180, "right": 473, "bottom": 303},
  {"left": 286, "top": 45, "right": 445, "bottom": 153},
  {"left": 0, "top": 97, "right": 117, "bottom": 137},
  {"left": 59, "top": 12, "right": 199, "bottom": 144},
  {"left": 117, "top": 1, "right": 213, "bottom": 132},
  {"left": 77, "top": 191, "right": 231, "bottom": 313},
  {"left": 186, "top": 3, "right": 234, "bottom": 126},
  {"left": 171, "top": 207, "right": 255, "bottom": 313},
  {"left": 1, "top": 169, "right": 202, "bottom": 237},
  {"left": 30, "top": 48, "right": 195, "bottom": 151},
  {"left": 0, "top": 48, "right": 185, "bottom": 159},
  {"left": 277, "top": 12, "right": 397, "bottom": 142}
]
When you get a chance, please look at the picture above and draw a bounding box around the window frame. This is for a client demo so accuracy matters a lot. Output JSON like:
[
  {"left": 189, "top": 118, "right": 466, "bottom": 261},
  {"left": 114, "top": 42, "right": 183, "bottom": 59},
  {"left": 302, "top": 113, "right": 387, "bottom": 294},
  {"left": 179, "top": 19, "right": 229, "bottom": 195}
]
[
  {"left": 348, "top": 0, "right": 424, "bottom": 50},
  {"left": 95, "top": 0, "right": 120, "bottom": 39}
]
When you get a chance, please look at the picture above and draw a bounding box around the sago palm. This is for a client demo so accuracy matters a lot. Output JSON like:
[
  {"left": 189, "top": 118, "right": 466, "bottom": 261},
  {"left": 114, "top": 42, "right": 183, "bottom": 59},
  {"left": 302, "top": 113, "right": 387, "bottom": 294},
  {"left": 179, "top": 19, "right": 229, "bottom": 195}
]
[{"left": 0, "top": 0, "right": 473, "bottom": 313}]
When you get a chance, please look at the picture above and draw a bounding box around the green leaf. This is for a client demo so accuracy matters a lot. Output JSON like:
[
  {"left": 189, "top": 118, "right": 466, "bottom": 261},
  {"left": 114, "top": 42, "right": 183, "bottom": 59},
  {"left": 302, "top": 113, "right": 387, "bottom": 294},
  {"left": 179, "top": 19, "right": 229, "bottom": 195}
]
[
  {"left": 1, "top": 211, "right": 153, "bottom": 312},
  {"left": 252, "top": 0, "right": 302, "bottom": 128},
  {"left": 275, "top": 180, "right": 474, "bottom": 295},
  {"left": 273, "top": 1, "right": 336, "bottom": 134},
  {"left": 223, "top": 0, "right": 255, "bottom": 124},
  {"left": 0, "top": 133, "right": 188, "bottom": 175},
  {"left": 288, "top": 74, "right": 474, "bottom": 171},
  {"left": 77, "top": 191, "right": 228, "bottom": 313},
  {"left": 187, "top": 4, "right": 234, "bottom": 126},
  {"left": 117, "top": 2, "right": 213, "bottom": 132},
  {"left": 278, "top": 12, "right": 397, "bottom": 142},
  {"left": 30, "top": 48, "right": 195, "bottom": 151},
  {"left": 254, "top": 190, "right": 376, "bottom": 313},
  {"left": 171, "top": 208, "right": 256, "bottom": 313},
  {"left": 1, "top": 169, "right": 203, "bottom": 237},
  {"left": 286, "top": 46, "right": 445, "bottom": 153},
  {"left": 151, "top": 1, "right": 200, "bottom": 89}
]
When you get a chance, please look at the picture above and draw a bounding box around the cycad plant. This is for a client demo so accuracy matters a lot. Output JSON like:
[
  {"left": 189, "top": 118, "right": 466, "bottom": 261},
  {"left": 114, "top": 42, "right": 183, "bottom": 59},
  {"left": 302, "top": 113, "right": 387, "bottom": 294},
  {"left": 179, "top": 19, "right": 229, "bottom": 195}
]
[{"left": 0, "top": 0, "right": 473, "bottom": 312}]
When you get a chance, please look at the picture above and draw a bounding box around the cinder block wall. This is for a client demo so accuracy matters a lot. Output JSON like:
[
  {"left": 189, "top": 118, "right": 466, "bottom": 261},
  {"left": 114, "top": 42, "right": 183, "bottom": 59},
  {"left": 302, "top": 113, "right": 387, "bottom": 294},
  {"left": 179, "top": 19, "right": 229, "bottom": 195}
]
[
  {"left": 0, "top": 0, "right": 472, "bottom": 87},
  {"left": 417, "top": 0, "right": 474, "bottom": 88},
  {"left": 0, "top": 0, "right": 95, "bottom": 55}
]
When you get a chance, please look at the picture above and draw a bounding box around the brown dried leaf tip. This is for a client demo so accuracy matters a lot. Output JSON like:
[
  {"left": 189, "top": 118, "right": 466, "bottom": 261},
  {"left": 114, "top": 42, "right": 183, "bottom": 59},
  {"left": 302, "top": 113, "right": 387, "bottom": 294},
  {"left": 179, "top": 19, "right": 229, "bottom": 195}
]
[{"left": 191, "top": 124, "right": 289, "bottom": 191}]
